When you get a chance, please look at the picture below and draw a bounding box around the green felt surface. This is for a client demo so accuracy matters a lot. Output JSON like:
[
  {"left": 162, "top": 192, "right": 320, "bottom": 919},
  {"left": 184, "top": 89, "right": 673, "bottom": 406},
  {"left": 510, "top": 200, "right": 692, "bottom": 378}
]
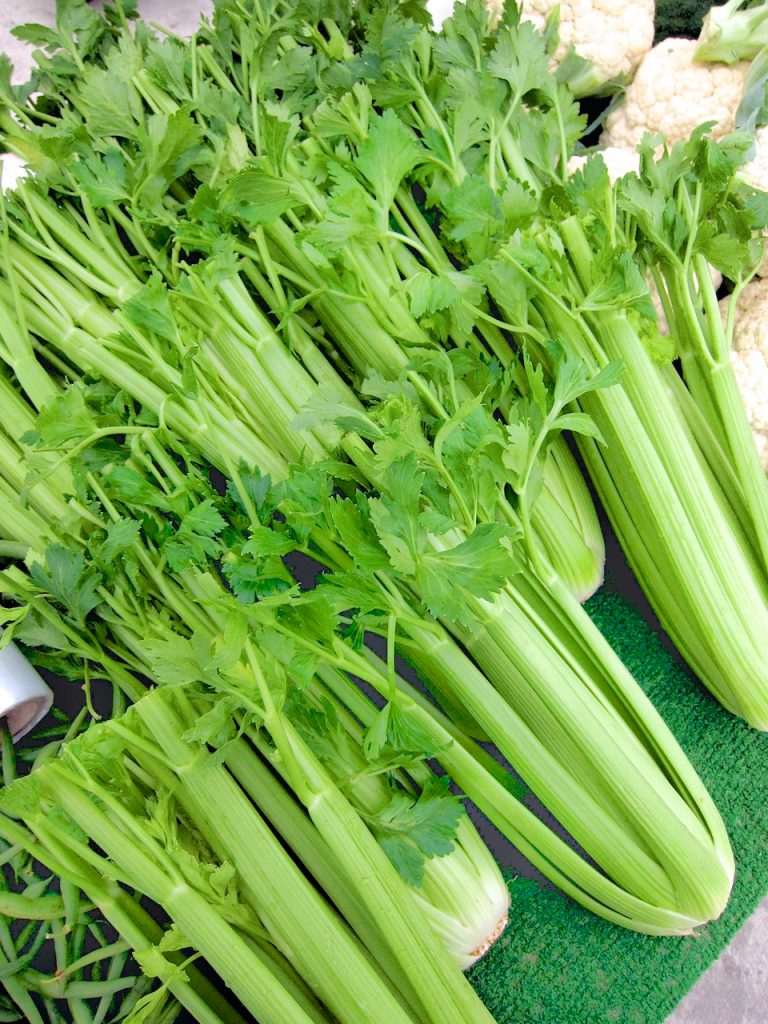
[{"left": 468, "top": 573, "right": 768, "bottom": 1023}]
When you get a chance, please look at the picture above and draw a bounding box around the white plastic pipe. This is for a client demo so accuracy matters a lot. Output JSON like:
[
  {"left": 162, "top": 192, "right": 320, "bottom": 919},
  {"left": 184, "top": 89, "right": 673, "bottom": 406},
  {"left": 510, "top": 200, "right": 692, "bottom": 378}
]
[{"left": 0, "top": 643, "right": 53, "bottom": 740}]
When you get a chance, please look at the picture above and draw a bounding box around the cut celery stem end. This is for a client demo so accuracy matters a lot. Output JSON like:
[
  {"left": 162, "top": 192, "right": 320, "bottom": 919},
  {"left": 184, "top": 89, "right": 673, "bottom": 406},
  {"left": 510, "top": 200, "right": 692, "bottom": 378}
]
[
  {"left": 277, "top": 719, "right": 497, "bottom": 1024},
  {"left": 532, "top": 464, "right": 604, "bottom": 603},
  {"left": 413, "top": 815, "right": 510, "bottom": 970},
  {"left": 545, "top": 436, "right": 605, "bottom": 568}
]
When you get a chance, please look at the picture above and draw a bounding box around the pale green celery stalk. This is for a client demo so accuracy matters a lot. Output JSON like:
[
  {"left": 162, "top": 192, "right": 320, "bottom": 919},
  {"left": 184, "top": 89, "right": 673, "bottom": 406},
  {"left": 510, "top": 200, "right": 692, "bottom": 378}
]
[
  {"left": 242, "top": 684, "right": 510, "bottom": 972},
  {"left": 0, "top": 820, "right": 268, "bottom": 1024},
  {"left": 392, "top": 581, "right": 732, "bottom": 924},
  {"left": 668, "top": 253, "right": 768, "bottom": 568},
  {"left": 0, "top": 226, "right": 737, "bottom": 937},
  {"left": 0, "top": 774, "right": 329, "bottom": 1024},
  {"left": 313, "top": 653, "right": 711, "bottom": 934},
  {"left": 127, "top": 691, "right": 419, "bottom": 1024},
  {"left": 544, "top": 217, "right": 768, "bottom": 725},
  {"left": 0, "top": 245, "right": 58, "bottom": 413},
  {"left": 0, "top": 369, "right": 92, "bottom": 553},
  {"left": 0, "top": 480, "right": 52, "bottom": 552},
  {"left": 579, "top": 318, "right": 768, "bottom": 724},
  {"left": 656, "top": 360, "right": 758, "bottom": 544},
  {"left": 544, "top": 440, "right": 605, "bottom": 567},
  {"left": 534, "top": 453, "right": 605, "bottom": 602},
  {"left": 224, "top": 738, "right": 430, "bottom": 1011},
  {"left": 134, "top": 689, "right": 487, "bottom": 1024},
  {"left": 695, "top": 0, "right": 768, "bottom": 62}
]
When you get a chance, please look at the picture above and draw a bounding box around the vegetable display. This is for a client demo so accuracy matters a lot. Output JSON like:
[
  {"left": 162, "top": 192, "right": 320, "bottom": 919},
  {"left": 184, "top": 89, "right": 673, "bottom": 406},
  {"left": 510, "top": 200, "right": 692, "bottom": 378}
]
[
  {"left": 0, "top": 0, "right": 765, "bottom": 1022},
  {"left": 292, "top": 0, "right": 768, "bottom": 729},
  {"left": 0, "top": 229, "right": 733, "bottom": 939},
  {"left": 0, "top": 0, "right": 738, "bottom": 940}
]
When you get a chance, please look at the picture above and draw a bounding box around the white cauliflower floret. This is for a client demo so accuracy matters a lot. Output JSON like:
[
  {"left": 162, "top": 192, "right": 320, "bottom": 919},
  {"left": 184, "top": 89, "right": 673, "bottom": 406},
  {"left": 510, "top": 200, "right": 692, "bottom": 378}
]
[
  {"left": 478, "top": 0, "right": 653, "bottom": 90},
  {"left": 0, "top": 154, "right": 29, "bottom": 193},
  {"left": 719, "top": 278, "right": 768, "bottom": 468},
  {"left": 603, "top": 39, "right": 750, "bottom": 149},
  {"left": 740, "top": 125, "right": 768, "bottom": 191},
  {"left": 516, "top": 0, "right": 655, "bottom": 83},
  {"left": 568, "top": 146, "right": 640, "bottom": 182}
]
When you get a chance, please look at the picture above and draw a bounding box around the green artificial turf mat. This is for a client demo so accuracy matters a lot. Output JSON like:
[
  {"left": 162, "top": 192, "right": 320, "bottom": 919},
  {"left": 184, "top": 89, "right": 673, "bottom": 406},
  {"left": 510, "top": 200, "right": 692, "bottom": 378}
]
[{"left": 468, "top": 570, "right": 768, "bottom": 1024}]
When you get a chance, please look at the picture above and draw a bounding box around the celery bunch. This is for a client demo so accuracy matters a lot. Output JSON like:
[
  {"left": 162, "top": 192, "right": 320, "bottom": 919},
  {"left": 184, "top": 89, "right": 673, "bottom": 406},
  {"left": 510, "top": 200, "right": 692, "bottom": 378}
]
[
  {"left": 295, "top": 0, "right": 768, "bottom": 728},
  {"left": 0, "top": 0, "right": 741, "bottom": 968}
]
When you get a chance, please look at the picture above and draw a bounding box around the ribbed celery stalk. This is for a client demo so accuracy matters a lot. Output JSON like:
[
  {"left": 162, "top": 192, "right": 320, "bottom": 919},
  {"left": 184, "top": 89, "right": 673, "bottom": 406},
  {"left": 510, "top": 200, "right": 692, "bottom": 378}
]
[
  {"left": 0, "top": 763, "right": 332, "bottom": 1024},
  {"left": 511, "top": 210, "right": 768, "bottom": 728},
  {"left": 222, "top": 737, "right": 433, "bottom": 1010},
  {"left": 0, "top": 816, "right": 253, "bottom": 1024}
]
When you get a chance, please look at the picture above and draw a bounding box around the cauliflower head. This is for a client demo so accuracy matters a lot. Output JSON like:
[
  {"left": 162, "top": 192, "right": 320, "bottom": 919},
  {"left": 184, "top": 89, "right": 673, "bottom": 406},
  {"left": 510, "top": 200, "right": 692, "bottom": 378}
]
[
  {"left": 720, "top": 278, "right": 768, "bottom": 469},
  {"left": 603, "top": 38, "right": 750, "bottom": 149},
  {"left": 740, "top": 125, "right": 768, "bottom": 191},
  {"left": 482, "top": 0, "right": 654, "bottom": 88}
]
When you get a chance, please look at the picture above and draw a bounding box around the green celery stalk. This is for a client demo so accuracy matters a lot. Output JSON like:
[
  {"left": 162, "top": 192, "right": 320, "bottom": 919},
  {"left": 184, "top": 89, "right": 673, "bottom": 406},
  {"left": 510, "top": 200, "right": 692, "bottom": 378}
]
[
  {"left": 129, "top": 692, "right": 425, "bottom": 1024},
  {"left": 0, "top": 771, "right": 330, "bottom": 1024}
]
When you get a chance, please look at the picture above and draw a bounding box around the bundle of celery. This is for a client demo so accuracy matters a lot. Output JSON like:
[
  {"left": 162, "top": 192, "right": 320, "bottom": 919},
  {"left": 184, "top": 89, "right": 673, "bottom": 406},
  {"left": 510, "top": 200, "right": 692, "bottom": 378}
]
[
  {"left": 282, "top": 0, "right": 768, "bottom": 727},
  {"left": 0, "top": 714, "right": 252, "bottom": 1024},
  {"left": 0, "top": 402, "right": 514, "bottom": 1024},
  {"left": 1, "top": 688, "right": 463, "bottom": 1024},
  {"left": 0, "top": 0, "right": 736, "bottom": 934},
  {"left": 0, "top": 363, "right": 727, "bottom": 939}
]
